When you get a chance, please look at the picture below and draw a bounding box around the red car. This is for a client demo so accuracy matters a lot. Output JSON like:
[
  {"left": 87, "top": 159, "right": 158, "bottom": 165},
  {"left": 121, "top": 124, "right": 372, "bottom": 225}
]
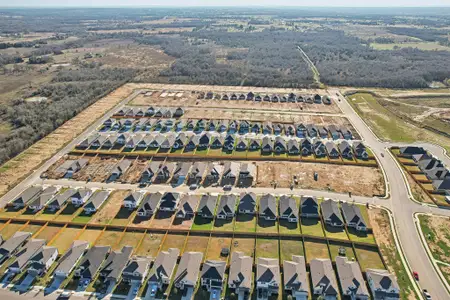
[{"left": 413, "top": 271, "right": 419, "bottom": 280}]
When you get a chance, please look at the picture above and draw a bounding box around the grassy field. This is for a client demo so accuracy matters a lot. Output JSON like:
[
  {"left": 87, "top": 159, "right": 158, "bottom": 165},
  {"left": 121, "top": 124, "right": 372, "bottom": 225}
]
[
  {"left": 348, "top": 228, "right": 376, "bottom": 244},
  {"left": 35, "top": 224, "right": 64, "bottom": 241},
  {"left": 49, "top": 225, "right": 84, "bottom": 253},
  {"left": 323, "top": 224, "right": 349, "bottom": 241},
  {"left": 328, "top": 242, "right": 356, "bottom": 262},
  {"left": 354, "top": 246, "right": 385, "bottom": 270},
  {"left": 304, "top": 240, "right": 330, "bottom": 263},
  {"left": 77, "top": 228, "right": 103, "bottom": 245},
  {"left": 231, "top": 237, "right": 255, "bottom": 258},
  {"left": 256, "top": 218, "right": 278, "bottom": 234},
  {"left": 255, "top": 237, "right": 279, "bottom": 259},
  {"left": 135, "top": 232, "right": 164, "bottom": 257},
  {"left": 300, "top": 218, "right": 324, "bottom": 237},
  {"left": 161, "top": 233, "right": 187, "bottom": 252},
  {"left": 280, "top": 239, "right": 304, "bottom": 261},
  {"left": 234, "top": 214, "right": 256, "bottom": 232},
  {"left": 371, "top": 41, "right": 450, "bottom": 52},
  {"left": 183, "top": 234, "right": 210, "bottom": 255},
  {"left": 191, "top": 216, "right": 214, "bottom": 231},
  {"left": 279, "top": 219, "right": 300, "bottom": 235},
  {"left": 347, "top": 92, "right": 450, "bottom": 153},
  {"left": 418, "top": 215, "right": 450, "bottom": 265},
  {"left": 95, "top": 229, "right": 123, "bottom": 250},
  {"left": 213, "top": 218, "right": 235, "bottom": 232},
  {"left": 0, "top": 221, "right": 26, "bottom": 239},
  {"left": 116, "top": 230, "right": 144, "bottom": 250},
  {"left": 206, "top": 236, "right": 232, "bottom": 261}
]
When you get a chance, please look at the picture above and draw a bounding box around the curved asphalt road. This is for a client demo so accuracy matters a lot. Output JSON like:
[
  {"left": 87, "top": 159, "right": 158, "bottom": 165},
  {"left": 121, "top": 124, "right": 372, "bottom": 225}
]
[{"left": 331, "top": 88, "right": 450, "bottom": 300}]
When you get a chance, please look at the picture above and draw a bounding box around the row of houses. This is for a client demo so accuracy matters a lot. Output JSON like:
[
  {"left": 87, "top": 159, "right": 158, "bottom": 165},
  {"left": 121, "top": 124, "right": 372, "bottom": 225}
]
[
  {"left": 100, "top": 117, "right": 353, "bottom": 140},
  {"left": 199, "top": 91, "right": 332, "bottom": 104},
  {"left": 113, "top": 106, "right": 184, "bottom": 119},
  {"left": 0, "top": 232, "right": 398, "bottom": 300},
  {"left": 139, "top": 161, "right": 255, "bottom": 187},
  {"left": 77, "top": 132, "right": 367, "bottom": 159},
  {"left": 8, "top": 186, "right": 110, "bottom": 214},
  {"left": 399, "top": 146, "right": 450, "bottom": 195}
]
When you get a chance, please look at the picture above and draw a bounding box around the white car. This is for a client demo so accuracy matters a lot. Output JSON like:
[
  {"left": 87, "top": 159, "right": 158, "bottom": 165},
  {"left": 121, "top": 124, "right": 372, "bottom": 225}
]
[{"left": 423, "top": 289, "right": 432, "bottom": 299}]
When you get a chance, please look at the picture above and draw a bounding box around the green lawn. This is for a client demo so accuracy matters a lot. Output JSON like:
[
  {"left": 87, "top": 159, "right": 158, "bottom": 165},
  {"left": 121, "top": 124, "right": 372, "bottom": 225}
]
[
  {"left": 348, "top": 228, "right": 376, "bottom": 244},
  {"left": 323, "top": 224, "right": 349, "bottom": 241},
  {"left": 280, "top": 239, "right": 304, "bottom": 261},
  {"left": 300, "top": 217, "right": 324, "bottom": 237},
  {"left": 231, "top": 237, "right": 255, "bottom": 258},
  {"left": 234, "top": 214, "right": 256, "bottom": 232},
  {"left": 255, "top": 238, "right": 279, "bottom": 259},
  {"left": 328, "top": 242, "right": 356, "bottom": 262},
  {"left": 256, "top": 218, "right": 278, "bottom": 234},
  {"left": 279, "top": 219, "right": 300, "bottom": 235},
  {"left": 191, "top": 215, "right": 214, "bottom": 231},
  {"left": 354, "top": 246, "right": 385, "bottom": 270},
  {"left": 304, "top": 240, "right": 330, "bottom": 263},
  {"left": 49, "top": 226, "right": 84, "bottom": 253},
  {"left": 213, "top": 217, "right": 235, "bottom": 232},
  {"left": 183, "top": 234, "right": 210, "bottom": 255},
  {"left": 135, "top": 232, "right": 164, "bottom": 257}
]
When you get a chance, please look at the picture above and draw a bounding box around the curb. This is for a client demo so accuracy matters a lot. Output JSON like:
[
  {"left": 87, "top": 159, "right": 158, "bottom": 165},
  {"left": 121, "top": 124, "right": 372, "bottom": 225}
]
[
  {"left": 414, "top": 213, "right": 450, "bottom": 295},
  {"left": 382, "top": 206, "right": 424, "bottom": 299}
]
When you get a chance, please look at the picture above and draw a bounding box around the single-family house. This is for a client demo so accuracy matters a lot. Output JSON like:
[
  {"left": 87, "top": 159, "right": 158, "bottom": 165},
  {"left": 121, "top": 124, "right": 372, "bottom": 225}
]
[
  {"left": 122, "top": 191, "right": 144, "bottom": 209},
  {"left": 247, "top": 92, "right": 255, "bottom": 101},
  {"left": 201, "top": 260, "right": 226, "bottom": 294},
  {"left": 70, "top": 188, "right": 93, "bottom": 207},
  {"left": 283, "top": 256, "right": 308, "bottom": 300},
  {"left": 83, "top": 191, "right": 110, "bottom": 213},
  {"left": 249, "top": 137, "right": 261, "bottom": 150},
  {"left": 274, "top": 136, "right": 287, "bottom": 153},
  {"left": 314, "top": 94, "right": 322, "bottom": 103},
  {"left": 432, "top": 179, "right": 450, "bottom": 193},
  {"left": 210, "top": 135, "right": 225, "bottom": 149},
  {"left": 273, "top": 123, "right": 283, "bottom": 135},
  {"left": 300, "top": 196, "right": 319, "bottom": 218},
  {"left": 238, "top": 163, "right": 256, "bottom": 186},
  {"left": 8, "top": 239, "right": 46, "bottom": 274},
  {"left": 263, "top": 122, "right": 273, "bottom": 135},
  {"left": 262, "top": 137, "right": 274, "bottom": 153},
  {"left": 155, "top": 162, "right": 176, "bottom": 182},
  {"left": 204, "top": 163, "right": 223, "bottom": 185},
  {"left": 53, "top": 241, "right": 89, "bottom": 279},
  {"left": 174, "top": 133, "right": 189, "bottom": 150},
  {"left": 188, "top": 162, "right": 208, "bottom": 184},
  {"left": 198, "top": 133, "right": 211, "bottom": 149},
  {"left": 259, "top": 194, "right": 276, "bottom": 221},
  {"left": 172, "top": 162, "right": 192, "bottom": 185},
  {"left": 310, "top": 258, "right": 338, "bottom": 299},
  {"left": 366, "top": 269, "right": 400, "bottom": 300},
  {"left": 325, "top": 141, "right": 340, "bottom": 159},
  {"left": 122, "top": 257, "right": 152, "bottom": 285},
  {"left": 339, "top": 141, "right": 353, "bottom": 159},
  {"left": 27, "top": 246, "right": 59, "bottom": 276},
  {"left": 140, "top": 161, "right": 161, "bottom": 184},
  {"left": 9, "top": 186, "right": 42, "bottom": 209},
  {"left": 218, "top": 120, "right": 229, "bottom": 132},
  {"left": 285, "top": 124, "right": 296, "bottom": 136},
  {"left": 224, "top": 134, "right": 235, "bottom": 151},
  {"left": 353, "top": 141, "right": 369, "bottom": 160},
  {"left": 28, "top": 186, "right": 58, "bottom": 211},
  {"left": 251, "top": 122, "right": 261, "bottom": 134},
  {"left": 46, "top": 189, "right": 73, "bottom": 211},
  {"left": 321, "top": 199, "right": 344, "bottom": 228},
  {"left": 174, "top": 252, "right": 203, "bottom": 291},
  {"left": 256, "top": 258, "right": 280, "bottom": 299},
  {"left": 55, "top": 159, "right": 88, "bottom": 178},
  {"left": 159, "top": 192, "right": 180, "bottom": 212},
  {"left": 313, "top": 139, "right": 326, "bottom": 158},
  {"left": 341, "top": 202, "right": 367, "bottom": 232},
  {"left": 99, "top": 246, "right": 133, "bottom": 284},
  {"left": 288, "top": 93, "right": 297, "bottom": 102},
  {"left": 197, "top": 194, "right": 218, "bottom": 219},
  {"left": 239, "top": 120, "right": 250, "bottom": 134},
  {"left": 306, "top": 124, "right": 318, "bottom": 138},
  {"left": 288, "top": 139, "right": 300, "bottom": 155},
  {"left": 228, "top": 252, "right": 252, "bottom": 296},
  {"left": 236, "top": 137, "right": 248, "bottom": 151},
  {"left": 340, "top": 127, "right": 353, "bottom": 140},
  {"left": 238, "top": 192, "right": 257, "bottom": 214},
  {"left": 0, "top": 232, "right": 32, "bottom": 264},
  {"left": 148, "top": 248, "right": 180, "bottom": 292},
  {"left": 222, "top": 161, "right": 240, "bottom": 186},
  {"left": 424, "top": 167, "right": 449, "bottom": 181},
  {"left": 296, "top": 124, "right": 307, "bottom": 138},
  {"left": 336, "top": 256, "right": 369, "bottom": 300},
  {"left": 108, "top": 159, "right": 132, "bottom": 182},
  {"left": 300, "top": 138, "right": 313, "bottom": 156},
  {"left": 228, "top": 120, "right": 239, "bottom": 134},
  {"left": 137, "top": 192, "right": 162, "bottom": 217},
  {"left": 76, "top": 133, "right": 99, "bottom": 149},
  {"left": 176, "top": 195, "right": 198, "bottom": 219},
  {"left": 328, "top": 125, "right": 341, "bottom": 140},
  {"left": 318, "top": 126, "right": 329, "bottom": 139},
  {"left": 279, "top": 195, "right": 298, "bottom": 222},
  {"left": 74, "top": 246, "right": 111, "bottom": 287},
  {"left": 185, "top": 135, "right": 200, "bottom": 151},
  {"left": 216, "top": 194, "right": 237, "bottom": 219}
]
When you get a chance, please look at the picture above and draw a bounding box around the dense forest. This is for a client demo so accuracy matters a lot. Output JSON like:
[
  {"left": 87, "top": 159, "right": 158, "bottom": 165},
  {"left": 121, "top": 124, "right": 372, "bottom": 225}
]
[{"left": 0, "top": 67, "right": 137, "bottom": 164}]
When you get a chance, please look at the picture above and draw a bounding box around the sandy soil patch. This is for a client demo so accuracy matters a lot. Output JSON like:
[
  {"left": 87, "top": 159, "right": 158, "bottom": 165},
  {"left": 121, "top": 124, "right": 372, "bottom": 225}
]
[
  {"left": 256, "top": 161, "right": 385, "bottom": 197},
  {"left": 90, "top": 190, "right": 129, "bottom": 225}
]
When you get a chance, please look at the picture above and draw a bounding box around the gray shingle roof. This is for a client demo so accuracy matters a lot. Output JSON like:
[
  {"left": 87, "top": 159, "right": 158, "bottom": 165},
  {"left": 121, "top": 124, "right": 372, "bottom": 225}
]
[
  {"left": 256, "top": 258, "right": 280, "bottom": 286},
  {"left": 54, "top": 240, "right": 89, "bottom": 276},
  {"left": 10, "top": 186, "right": 42, "bottom": 206},
  {"left": 173, "top": 252, "right": 203, "bottom": 288},
  {"left": 201, "top": 260, "right": 226, "bottom": 281},
  {"left": 148, "top": 248, "right": 180, "bottom": 283},
  {"left": 229, "top": 252, "right": 252, "bottom": 290},
  {"left": 283, "top": 256, "right": 307, "bottom": 292},
  {"left": 100, "top": 246, "right": 133, "bottom": 281},
  {"left": 310, "top": 258, "right": 338, "bottom": 296},
  {"left": 84, "top": 190, "right": 109, "bottom": 211},
  {"left": 336, "top": 256, "right": 369, "bottom": 297}
]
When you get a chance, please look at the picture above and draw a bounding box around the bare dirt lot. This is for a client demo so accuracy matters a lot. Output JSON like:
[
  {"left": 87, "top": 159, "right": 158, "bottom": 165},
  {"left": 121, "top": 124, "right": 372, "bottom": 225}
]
[
  {"left": 256, "top": 161, "right": 385, "bottom": 197},
  {"left": 0, "top": 84, "right": 137, "bottom": 197},
  {"left": 90, "top": 190, "right": 129, "bottom": 225},
  {"left": 121, "top": 159, "right": 148, "bottom": 184},
  {"left": 128, "top": 83, "right": 341, "bottom": 114},
  {"left": 72, "top": 156, "right": 120, "bottom": 182}
]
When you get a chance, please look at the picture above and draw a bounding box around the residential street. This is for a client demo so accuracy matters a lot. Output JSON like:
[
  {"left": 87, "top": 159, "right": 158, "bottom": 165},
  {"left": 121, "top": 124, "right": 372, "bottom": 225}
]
[
  {"left": 332, "top": 88, "right": 450, "bottom": 300},
  {"left": 0, "top": 87, "right": 449, "bottom": 299}
]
